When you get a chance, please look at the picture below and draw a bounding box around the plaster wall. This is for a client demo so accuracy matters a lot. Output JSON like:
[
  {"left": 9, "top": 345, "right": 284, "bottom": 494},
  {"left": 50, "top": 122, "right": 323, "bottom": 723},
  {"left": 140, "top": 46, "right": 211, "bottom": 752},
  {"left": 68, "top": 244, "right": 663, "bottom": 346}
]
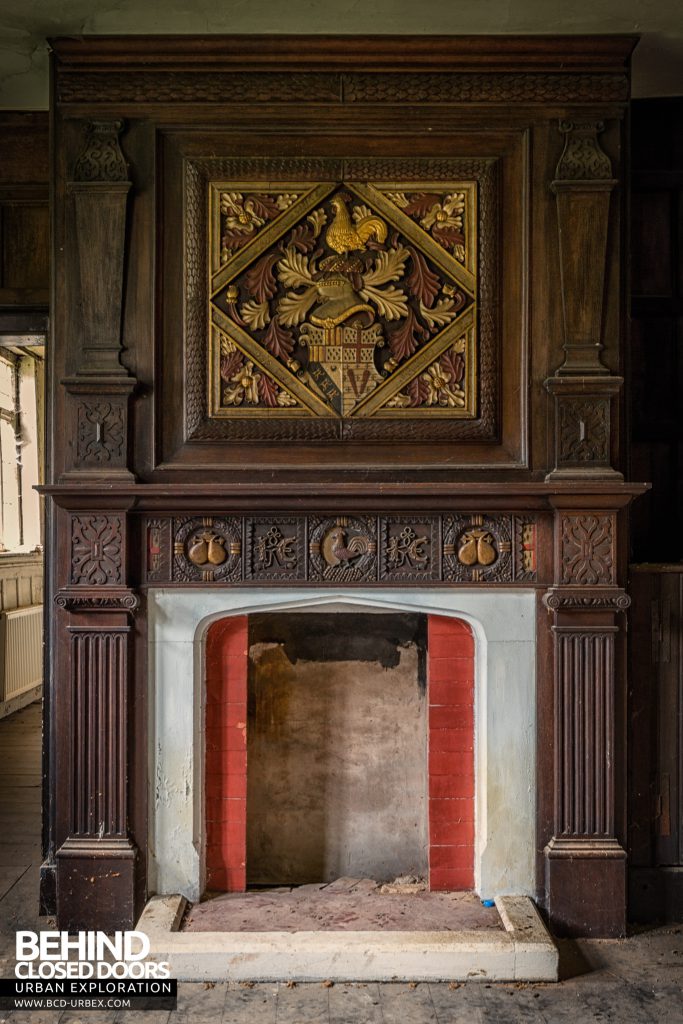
[{"left": 148, "top": 587, "right": 536, "bottom": 903}]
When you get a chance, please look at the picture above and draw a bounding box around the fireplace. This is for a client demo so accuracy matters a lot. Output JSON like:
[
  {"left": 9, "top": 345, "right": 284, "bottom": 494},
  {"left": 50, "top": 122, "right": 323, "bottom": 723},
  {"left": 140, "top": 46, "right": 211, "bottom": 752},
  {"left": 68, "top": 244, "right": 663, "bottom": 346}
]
[
  {"left": 148, "top": 589, "right": 536, "bottom": 904},
  {"left": 44, "top": 34, "right": 644, "bottom": 941}
]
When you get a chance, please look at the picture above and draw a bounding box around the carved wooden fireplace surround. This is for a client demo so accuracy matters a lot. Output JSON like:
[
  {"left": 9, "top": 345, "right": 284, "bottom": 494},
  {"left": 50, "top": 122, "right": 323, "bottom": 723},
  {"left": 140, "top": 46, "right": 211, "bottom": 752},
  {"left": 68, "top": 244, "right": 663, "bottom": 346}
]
[{"left": 44, "top": 34, "right": 644, "bottom": 938}]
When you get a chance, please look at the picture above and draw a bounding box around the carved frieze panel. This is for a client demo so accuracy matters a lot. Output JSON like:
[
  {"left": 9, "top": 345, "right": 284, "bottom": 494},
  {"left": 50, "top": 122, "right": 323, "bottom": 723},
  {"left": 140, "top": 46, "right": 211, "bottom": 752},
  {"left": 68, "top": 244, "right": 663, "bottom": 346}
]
[
  {"left": 560, "top": 513, "right": 615, "bottom": 586},
  {"left": 146, "top": 519, "right": 172, "bottom": 584},
  {"left": 172, "top": 517, "right": 241, "bottom": 583},
  {"left": 245, "top": 518, "right": 306, "bottom": 582},
  {"left": 308, "top": 515, "right": 378, "bottom": 583},
  {"left": 443, "top": 513, "right": 513, "bottom": 583},
  {"left": 209, "top": 181, "right": 477, "bottom": 422},
  {"left": 71, "top": 514, "right": 123, "bottom": 586},
  {"left": 141, "top": 512, "right": 541, "bottom": 586},
  {"left": 380, "top": 516, "right": 440, "bottom": 583}
]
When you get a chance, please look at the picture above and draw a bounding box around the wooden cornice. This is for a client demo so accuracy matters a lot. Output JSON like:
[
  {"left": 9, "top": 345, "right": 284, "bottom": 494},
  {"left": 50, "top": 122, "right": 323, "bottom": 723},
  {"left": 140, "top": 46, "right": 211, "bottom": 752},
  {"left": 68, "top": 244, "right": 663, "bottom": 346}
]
[{"left": 49, "top": 34, "right": 638, "bottom": 74}]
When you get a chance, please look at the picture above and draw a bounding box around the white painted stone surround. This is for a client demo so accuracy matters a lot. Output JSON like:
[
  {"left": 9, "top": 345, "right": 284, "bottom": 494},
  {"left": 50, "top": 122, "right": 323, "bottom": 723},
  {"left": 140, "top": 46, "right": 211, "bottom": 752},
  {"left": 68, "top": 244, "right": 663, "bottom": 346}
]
[{"left": 148, "top": 588, "right": 536, "bottom": 903}]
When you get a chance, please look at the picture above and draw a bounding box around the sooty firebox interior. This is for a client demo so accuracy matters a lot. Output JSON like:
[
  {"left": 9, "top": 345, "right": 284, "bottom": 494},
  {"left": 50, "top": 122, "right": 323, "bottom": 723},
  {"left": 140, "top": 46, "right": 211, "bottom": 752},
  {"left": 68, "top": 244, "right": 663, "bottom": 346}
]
[{"left": 247, "top": 612, "right": 428, "bottom": 886}]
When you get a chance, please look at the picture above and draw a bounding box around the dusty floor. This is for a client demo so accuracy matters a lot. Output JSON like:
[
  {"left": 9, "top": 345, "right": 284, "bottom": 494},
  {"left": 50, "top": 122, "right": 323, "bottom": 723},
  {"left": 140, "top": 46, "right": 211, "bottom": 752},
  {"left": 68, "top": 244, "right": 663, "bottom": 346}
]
[
  {"left": 184, "top": 882, "right": 502, "bottom": 932},
  {"left": 1, "top": 702, "right": 682, "bottom": 1022}
]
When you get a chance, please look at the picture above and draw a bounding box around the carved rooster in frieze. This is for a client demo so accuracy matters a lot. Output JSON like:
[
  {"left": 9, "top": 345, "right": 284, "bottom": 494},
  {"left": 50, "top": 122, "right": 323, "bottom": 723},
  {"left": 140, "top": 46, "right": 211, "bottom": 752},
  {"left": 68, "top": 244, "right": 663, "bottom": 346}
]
[
  {"left": 326, "top": 195, "right": 387, "bottom": 254},
  {"left": 321, "top": 525, "right": 371, "bottom": 567}
]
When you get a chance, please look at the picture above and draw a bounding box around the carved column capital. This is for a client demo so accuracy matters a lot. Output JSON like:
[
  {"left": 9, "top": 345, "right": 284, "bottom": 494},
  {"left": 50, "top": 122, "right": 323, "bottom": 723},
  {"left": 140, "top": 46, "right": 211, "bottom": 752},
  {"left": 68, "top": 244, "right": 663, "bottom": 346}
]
[
  {"left": 72, "top": 119, "right": 128, "bottom": 183},
  {"left": 554, "top": 120, "right": 614, "bottom": 182}
]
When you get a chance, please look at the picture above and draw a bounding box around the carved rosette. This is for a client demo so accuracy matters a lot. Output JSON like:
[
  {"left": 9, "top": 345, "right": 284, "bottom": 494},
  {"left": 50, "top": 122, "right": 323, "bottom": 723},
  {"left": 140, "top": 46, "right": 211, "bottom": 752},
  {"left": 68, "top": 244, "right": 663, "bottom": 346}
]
[
  {"left": 245, "top": 518, "right": 306, "bottom": 582},
  {"left": 309, "top": 515, "right": 377, "bottom": 583},
  {"left": 71, "top": 514, "right": 124, "bottom": 586},
  {"left": 443, "top": 514, "right": 512, "bottom": 583},
  {"left": 560, "top": 513, "right": 615, "bottom": 587},
  {"left": 172, "top": 517, "right": 241, "bottom": 583}
]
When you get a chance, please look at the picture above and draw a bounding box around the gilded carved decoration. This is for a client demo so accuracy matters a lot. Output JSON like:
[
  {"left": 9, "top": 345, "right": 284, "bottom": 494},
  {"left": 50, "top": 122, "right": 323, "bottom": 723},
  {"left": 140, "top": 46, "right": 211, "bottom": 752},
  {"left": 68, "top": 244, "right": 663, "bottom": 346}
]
[
  {"left": 443, "top": 514, "right": 512, "bottom": 583},
  {"left": 173, "top": 517, "right": 241, "bottom": 583},
  {"left": 150, "top": 513, "right": 539, "bottom": 586},
  {"left": 209, "top": 182, "right": 477, "bottom": 421}
]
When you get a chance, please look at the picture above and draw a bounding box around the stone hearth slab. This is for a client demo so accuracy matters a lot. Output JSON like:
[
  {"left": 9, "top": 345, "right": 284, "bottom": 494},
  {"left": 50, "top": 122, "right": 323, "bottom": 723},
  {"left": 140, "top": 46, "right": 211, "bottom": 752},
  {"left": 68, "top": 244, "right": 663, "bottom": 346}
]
[
  {"left": 183, "top": 885, "right": 501, "bottom": 932},
  {"left": 138, "top": 894, "right": 558, "bottom": 982}
]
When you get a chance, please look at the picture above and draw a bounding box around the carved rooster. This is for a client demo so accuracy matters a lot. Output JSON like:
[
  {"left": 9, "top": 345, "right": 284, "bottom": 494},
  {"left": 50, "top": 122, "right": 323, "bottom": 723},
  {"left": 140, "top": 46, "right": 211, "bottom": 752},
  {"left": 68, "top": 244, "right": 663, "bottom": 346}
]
[
  {"left": 326, "top": 196, "right": 387, "bottom": 254},
  {"left": 321, "top": 526, "right": 371, "bottom": 567}
]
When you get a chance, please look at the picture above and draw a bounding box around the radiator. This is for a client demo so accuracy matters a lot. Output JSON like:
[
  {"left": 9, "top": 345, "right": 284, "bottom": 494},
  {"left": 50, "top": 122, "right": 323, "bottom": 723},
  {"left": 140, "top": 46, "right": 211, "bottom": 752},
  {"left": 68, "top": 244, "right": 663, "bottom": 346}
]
[{"left": 0, "top": 604, "right": 43, "bottom": 702}]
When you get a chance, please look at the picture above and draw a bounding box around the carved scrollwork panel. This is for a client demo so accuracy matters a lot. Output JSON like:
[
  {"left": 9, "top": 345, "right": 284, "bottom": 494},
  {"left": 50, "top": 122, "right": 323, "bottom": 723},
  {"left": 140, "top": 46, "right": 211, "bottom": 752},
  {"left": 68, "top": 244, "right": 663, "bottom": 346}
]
[
  {"left": 555, "top": 120, "right": 613, "bottom": 181},
  {"left": 73, "top": 120, "right": 128, "bottom": 183},
  {"left": 76, "top": 401, "right": 126, "bottom": 466},
  {"left": 245, "top": 518, "right": 306, "bottom": 582},
  {"left": 379, "top": 516, "right": 440, "bottom": 582},
  {"left": 558, "top": 398, "right": 610, "bottom": 465},
  {"left": 71, "top": 515, "right": 124, "bottom": 586},
  {"left": 560, "top": 514, "right": 615, "bottom": 586}
]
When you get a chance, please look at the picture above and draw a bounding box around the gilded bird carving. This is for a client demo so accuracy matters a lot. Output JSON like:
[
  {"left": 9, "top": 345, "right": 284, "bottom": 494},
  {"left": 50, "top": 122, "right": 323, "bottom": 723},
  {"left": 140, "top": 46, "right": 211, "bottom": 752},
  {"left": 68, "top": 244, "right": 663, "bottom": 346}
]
[
  {"left": 321, "top": 526, "right": 370, "bottom": 567},
  {"left": 326, "top": 195, "right": 387, "bottom": 255}
]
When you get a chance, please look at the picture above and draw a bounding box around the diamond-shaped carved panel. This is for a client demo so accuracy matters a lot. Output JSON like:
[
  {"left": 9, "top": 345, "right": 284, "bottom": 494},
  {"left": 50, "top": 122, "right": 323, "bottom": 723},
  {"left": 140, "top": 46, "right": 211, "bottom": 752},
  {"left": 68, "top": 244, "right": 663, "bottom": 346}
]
[{"left": 209, "top": 181, "right": 477, "bottom": 421}]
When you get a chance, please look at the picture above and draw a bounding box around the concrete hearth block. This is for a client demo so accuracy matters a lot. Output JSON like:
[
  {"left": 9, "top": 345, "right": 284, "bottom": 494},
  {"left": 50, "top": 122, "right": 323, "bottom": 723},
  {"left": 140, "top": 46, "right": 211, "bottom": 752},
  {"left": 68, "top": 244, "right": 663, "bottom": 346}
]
[{"left": 138, "top": 894, "right": 558, "bottom": 983}]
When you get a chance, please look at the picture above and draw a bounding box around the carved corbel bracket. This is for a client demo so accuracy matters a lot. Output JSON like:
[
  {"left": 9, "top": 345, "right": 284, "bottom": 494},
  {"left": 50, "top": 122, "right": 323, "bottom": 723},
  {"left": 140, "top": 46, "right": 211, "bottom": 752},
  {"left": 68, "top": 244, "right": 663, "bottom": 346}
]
[{"left": 550, "top": 120, "right": 617, "bottom": 377}]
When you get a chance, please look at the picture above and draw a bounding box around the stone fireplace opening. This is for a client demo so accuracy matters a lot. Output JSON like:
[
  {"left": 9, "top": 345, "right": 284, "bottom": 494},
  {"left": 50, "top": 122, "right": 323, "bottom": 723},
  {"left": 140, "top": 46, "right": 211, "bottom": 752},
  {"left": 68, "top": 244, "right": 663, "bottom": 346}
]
[
  {"left": 204, "top": 610, "right": 477, "bottom": 894},
  {"left": 148, "top": 588, "right": 536, "bottom": 906}
]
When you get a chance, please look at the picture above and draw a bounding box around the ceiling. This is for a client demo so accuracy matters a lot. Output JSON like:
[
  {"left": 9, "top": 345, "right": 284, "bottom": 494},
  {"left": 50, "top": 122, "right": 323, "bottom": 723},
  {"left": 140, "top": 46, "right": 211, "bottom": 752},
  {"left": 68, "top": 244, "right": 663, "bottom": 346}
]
[{"left": 0, "top": 0, "right": 681, "bottom": 107}]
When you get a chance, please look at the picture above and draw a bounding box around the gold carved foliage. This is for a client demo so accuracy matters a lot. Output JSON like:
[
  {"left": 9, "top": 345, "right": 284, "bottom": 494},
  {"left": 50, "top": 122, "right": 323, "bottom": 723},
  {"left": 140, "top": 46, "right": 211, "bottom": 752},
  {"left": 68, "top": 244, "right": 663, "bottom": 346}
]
[{"left": 208, "top": 181, "right": 477, "bottom": 421}]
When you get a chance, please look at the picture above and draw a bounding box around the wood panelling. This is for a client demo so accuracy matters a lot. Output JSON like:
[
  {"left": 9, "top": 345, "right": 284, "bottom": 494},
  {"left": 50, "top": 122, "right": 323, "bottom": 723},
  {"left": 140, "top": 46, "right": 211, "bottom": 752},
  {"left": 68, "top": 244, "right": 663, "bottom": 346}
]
[
  {"left": 0, "top": 113, "right": 49, "bottom": 308},
  {"left": 629, "top": 99, "right": 683, "bottom": 563},
  {"left": 44, "top": 35, "right": 643, "bottom": 937}
]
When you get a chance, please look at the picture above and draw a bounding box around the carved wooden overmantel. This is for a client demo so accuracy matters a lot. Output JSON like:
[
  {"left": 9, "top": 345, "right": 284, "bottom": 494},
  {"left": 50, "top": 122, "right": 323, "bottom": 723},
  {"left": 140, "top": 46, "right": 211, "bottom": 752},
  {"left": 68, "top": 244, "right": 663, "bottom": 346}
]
[{"left": 45, "top": 34, "right": 644, "bottom": 938}]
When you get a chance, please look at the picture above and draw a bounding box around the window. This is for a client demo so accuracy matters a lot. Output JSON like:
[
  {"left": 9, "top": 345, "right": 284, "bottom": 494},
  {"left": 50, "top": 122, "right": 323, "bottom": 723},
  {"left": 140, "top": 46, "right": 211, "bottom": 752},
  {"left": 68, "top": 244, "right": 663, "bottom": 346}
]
[{"left": 0, "top": 351, "right": 42, "bottom": 553}]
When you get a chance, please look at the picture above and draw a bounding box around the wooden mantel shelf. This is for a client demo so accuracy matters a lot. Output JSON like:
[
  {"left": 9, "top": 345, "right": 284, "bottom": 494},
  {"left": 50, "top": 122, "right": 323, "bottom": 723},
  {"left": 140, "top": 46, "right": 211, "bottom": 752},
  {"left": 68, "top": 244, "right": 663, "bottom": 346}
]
[{"left": 41, "top": 480, "right": 649, "bottom": 513}]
